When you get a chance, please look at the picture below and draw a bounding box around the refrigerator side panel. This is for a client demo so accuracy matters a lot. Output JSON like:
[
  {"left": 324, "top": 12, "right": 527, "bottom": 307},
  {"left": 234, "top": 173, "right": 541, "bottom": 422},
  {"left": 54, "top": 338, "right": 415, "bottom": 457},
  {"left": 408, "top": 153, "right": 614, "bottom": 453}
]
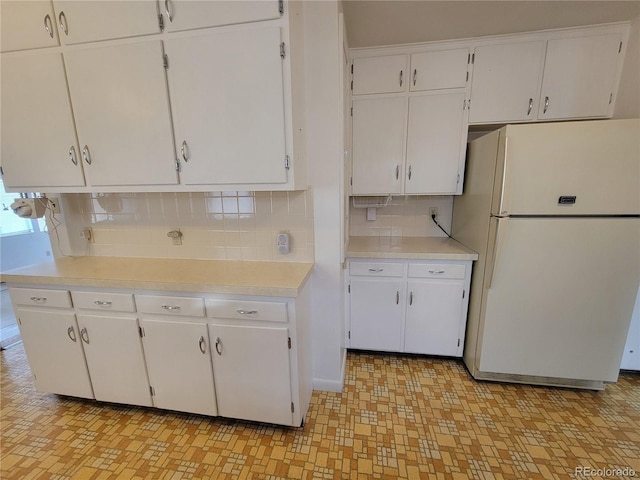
[
  {"left": 452, "top": 129, "right": 502, "bottom": 374},
  {"left": 478, "top": 217, "right": 640, "bottom": 384},
  {"left": 500, "top": 119, "right": 640, "bottom": 216}
]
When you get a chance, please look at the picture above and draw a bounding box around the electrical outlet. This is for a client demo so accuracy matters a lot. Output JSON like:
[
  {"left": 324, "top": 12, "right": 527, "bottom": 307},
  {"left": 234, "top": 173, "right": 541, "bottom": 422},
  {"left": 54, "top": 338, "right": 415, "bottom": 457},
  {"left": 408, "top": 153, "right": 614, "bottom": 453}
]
[
  {"left": 48, "top": 197, "right": 60, "bottom": 214},
  {"left": 429, "top": 207, "right": 438, "bottom": 218},
  {"left": 80, "top": 228, "right": 94, "bottom": 243}
]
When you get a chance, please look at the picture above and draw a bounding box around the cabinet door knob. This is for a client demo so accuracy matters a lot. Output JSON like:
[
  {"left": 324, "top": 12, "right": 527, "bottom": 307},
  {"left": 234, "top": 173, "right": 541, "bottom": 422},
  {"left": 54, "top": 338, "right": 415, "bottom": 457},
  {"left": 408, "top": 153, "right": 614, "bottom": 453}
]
[
  {"left": 181, "top": 140, "right": 190, "bottom": 162},
  {"left": 58, "top": 11, "right": 68, "bottom": 36},
  {"left": 165, "top": 0, "right": 174, "bottom": 22},
  {"left": 198, "top": 336, "right": 207, "bottom": 354},
  {"left": 67, "top": 326, "right": 77, "bottom": 343},
  {"left": 80, "top": 327, "right": 90, "bottom": 344},
  {"left": 214, "top": 337, "right": 222, "bottom": 356},
  {"left": 82, "top": 145, "right": 92, "bottom": 165},
  {"left": 69, "top": 146, "right": 78, "bottom": 166},
  {"left": 44, "top": 14, "right": 54, "bottom": 38}
]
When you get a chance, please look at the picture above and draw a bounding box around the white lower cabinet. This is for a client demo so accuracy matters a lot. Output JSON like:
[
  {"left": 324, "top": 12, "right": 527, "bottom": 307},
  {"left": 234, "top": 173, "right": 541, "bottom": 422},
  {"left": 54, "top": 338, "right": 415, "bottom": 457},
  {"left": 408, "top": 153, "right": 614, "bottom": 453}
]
[
  {"left": 140, "top": 319, "right": 217, "bottom": 416},
  {"left": 15, "top": 308, "right": 94, "bottom": 399},
  {"left": 8, "top": 285, "right": 311, "bottom": 426},
  {"left": 348, "top": 259, "right": 472, "bottom": 357},
  {"left": 209, "top": 324, "right": 293, "bottom": 425}
]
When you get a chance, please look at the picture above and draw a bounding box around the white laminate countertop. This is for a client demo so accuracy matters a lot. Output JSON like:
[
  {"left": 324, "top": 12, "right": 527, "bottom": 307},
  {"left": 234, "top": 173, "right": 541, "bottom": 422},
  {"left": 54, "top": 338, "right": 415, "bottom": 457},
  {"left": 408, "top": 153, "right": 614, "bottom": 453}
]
[
  {"left": 346, "top": 236, "right": 478, "bottom": 260},
  {"left": 0, "top": 256, "right": 314, "bottom": 298}
]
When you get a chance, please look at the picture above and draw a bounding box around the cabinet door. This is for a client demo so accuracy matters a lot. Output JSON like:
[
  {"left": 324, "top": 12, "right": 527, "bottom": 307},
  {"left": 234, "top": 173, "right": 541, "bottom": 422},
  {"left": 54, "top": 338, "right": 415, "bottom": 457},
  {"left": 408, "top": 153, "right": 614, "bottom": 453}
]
[
  {"left": 349, "top": 278, "right": 404, "bottom": 351},
  {"left": 77, "top": 314, "right": 152, "bottom": 407},
  {"left": 141, "top": 319, "right": 217, "bottom": 416},
  {"left": 1, "top": 0, "right": 60, "bottom": 52},
  {"left": 538, "top": 33, "right": 622, "bottom": 120},
  {"left": 52, "top": 1, "right": 160, "bottom": 45},
  {"left": 405, "top": 91, "right": 467, "bottom": 195},
  {"left": 351, "top": 96, "right": 406, "bottom": 195},
  {"left": 468, "top": 41, "right": 545, "bottom": 123},
  {"left": 209, "top": 324, "right": 293, "bottom": 425},
  {"left": 163, "top": 0, "right": 280, "bottom": 33},
  {"left": 352, "top": 55, "right": 408, "bottom": 95},
  {"left": 404, "top": 280, "right": 464, "bottom": 356},
  {"left": 1, "top": 53, "right": 85, "bottom": 188},
  {"left": 165, "top": 27, "right": 288, "bottom": 186},
  {"left": 409, "top": 48, "right": 469, "bottom": 91},
  {"left": 64, "top": 41, "right": 178, "bottom": 186},
  {"left": 15, "top": 308, "right": 94, "bottom": 399}
]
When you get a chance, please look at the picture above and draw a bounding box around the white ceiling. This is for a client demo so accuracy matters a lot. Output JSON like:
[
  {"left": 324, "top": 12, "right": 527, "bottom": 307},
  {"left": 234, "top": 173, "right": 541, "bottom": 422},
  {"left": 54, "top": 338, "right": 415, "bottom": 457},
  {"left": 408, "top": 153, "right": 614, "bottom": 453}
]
[{"left": 342, "top": 1, "right": 640, "bottom": 48}]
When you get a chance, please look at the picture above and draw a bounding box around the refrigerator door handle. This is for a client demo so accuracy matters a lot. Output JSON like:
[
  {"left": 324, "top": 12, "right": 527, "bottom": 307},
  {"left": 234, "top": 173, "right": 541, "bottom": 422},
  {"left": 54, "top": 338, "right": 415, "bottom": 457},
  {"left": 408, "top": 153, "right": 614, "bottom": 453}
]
[
  {"left": 498, "top": 136, "right": 509, "bottom": 216},
  {"left": 487, "top": 218, "right": 508, "bottom": 289}
]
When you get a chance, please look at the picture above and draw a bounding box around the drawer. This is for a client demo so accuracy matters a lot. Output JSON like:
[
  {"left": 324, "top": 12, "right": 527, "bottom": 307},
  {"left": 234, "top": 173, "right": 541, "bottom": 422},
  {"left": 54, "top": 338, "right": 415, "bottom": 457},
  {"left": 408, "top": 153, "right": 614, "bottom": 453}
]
[
  {"left": 349, "top": 262, "right": 404, "bottom": 277},
  {"left": 135, "top": 295, "right": 205, "bottom": 317},
  {"left": 207, "top": 299, "right": 288, "bottom": 323},
  {"left": 9, "top": 287, "right": 72, "bottom": 309},
  {"left": 71, "top": 291, "right": 135, "bottom": 312},
  {"left": 408, "top": 263, "right": 466, "bottom": 280}
]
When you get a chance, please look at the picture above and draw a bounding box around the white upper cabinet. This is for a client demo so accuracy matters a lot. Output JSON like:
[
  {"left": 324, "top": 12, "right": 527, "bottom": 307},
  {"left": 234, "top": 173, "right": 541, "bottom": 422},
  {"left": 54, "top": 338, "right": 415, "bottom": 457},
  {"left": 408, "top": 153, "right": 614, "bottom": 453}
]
[
  {"left": 405, "top": 91, "right": 468, "bottom": 195},
  {"left": 352, "top": 96, "right": 406, "bottom": 195},
  {"left": 64, "top": 41, "right": 178, "bottom": 186},
  {"left": 409, "top": 48, "right": 469, "bottom": 91},
  {"left": 538, "top": 33, "right": 623, "bottom": 120},
  {"left": 1, "top": 52, "right": 85, "bottom": 188},
  {"left": 165, "top": 26, "right": 288, "bottom": 186},
  {"left": 51, "top": 1, "right": 161, "bottom": 45},
  {"left": 468, "top": 41, "right": 546, "bottom": 123},
  {"left": 0, "top": 1, "right": 60, "bottom": 52},
  {"left": 162, "top": 0, "right": 281, "bottom": 32},
  {"left": 352, "top": 55, "right": 408, "bottom": 95}
]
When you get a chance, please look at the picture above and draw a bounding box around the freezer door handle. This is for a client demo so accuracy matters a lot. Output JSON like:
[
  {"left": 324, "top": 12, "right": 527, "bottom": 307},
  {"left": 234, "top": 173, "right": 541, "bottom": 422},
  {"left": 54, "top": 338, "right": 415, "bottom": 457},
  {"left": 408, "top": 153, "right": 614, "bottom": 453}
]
[{"left": 487, "top": 219, "right": 507, "bottom": 288}]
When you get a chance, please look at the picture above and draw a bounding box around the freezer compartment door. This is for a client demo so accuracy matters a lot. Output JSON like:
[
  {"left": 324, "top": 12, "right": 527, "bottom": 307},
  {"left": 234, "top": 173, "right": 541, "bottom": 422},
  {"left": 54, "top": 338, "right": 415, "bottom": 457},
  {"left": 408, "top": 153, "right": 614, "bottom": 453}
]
[
  {"left": 478, "top": 217, "right": 640, "bottom": 382},
  {"left": 493, "top": 119, "right": 640, "bottom": 216}
]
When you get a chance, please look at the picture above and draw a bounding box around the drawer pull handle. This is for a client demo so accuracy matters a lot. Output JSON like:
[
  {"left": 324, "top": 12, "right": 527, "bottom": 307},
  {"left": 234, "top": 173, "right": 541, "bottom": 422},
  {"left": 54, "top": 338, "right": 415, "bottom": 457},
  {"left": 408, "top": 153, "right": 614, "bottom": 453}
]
[
  {"left": 67, "top": 326, "right": 77, "bottom": 343},
  {"left": 80, "top": 327, "right": 89, "bottom": 344},
  {"left": 44, "top": 14, "right": 54, "bottom": 38},
  {"left": 161, "top": 305, "right": 181, "bottom": 311},
  {"left": 368, "top": 268, "right": 383, "bottom": 272},
  {"left": 30, "top": 296, "right": 47, "bottom": 303},
  {"left": 94, "top": 300, "right": 112, "bottom": 307},
  {"left": 58, "top": 11, "right": 68, "bottom": 36},
  {"left": 198, "top": 336, "right": 206, "bottom": 354},
  {"left": 428, "top": 270, "right": 445, "bottom": 274},
  {"left": 236, "top": 309, "right": 258, "bottom": 315},
  {"left": 215, "top": 337, "right": 222, "bottom": 356}
]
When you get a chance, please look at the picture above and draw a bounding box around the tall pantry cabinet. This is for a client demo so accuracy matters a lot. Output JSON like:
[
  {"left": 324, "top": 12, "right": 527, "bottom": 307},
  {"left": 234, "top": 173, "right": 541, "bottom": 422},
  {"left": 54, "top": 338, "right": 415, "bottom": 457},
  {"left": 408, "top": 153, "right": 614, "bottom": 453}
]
[{"left": 0, "top": 0, "right": 306, "bottom": 193}]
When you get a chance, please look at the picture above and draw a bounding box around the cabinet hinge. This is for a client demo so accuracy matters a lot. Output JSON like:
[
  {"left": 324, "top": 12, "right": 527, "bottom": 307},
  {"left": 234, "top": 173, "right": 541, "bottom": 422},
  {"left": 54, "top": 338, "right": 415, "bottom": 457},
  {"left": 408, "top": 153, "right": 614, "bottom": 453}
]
[
  {"left": 280, "top": 42, "right": 286, "bottom": 59},
  {"left": 609, "top": 93, "right": 613, "bottom": 105},
  {"left": 138, "top": 326, "right": 145, "bottom": 337},
  {"left": 348, "top": 330, "right": 351, "bottom": 339},
  {"left": 462, "top": 289, "right": 465, "bottom": 299},
  {"left": 471, "top": 53, "right": 475, "bottom": 64},
  {"left": 350, "top": 106, "right": 353, "bottom": 117},
  {"left": 163, "top": 54, "right": 169, "bottom": 69},
  {"left": 619, "top": 41, "right": 623, "bottom": 53},
  {"left": 291, "top": 402, "right": 295, "bottom": 413},
  {"left": 467, "top": 53, "right": 470, "bottom": 64},
  {"left": 457, "top": 174, "right": 461, "bottom": 184},
  {"left": 466, "top": 71, "right": 469, "bottom": 83},
  {"left": 279, "top": 0, "right": 284, "bottom": 15},
  {"left": 175, "top": 160, "right": 181, "bottom": 172},
  {"left": 288, "top": 337, "right": 292, "bottom": 349},
  {"left": 351, "top": 63, "right": 354, "bottom": 75},
  {"left": 457, "top": 338, "right": 461, "bottom": 347},
  {"left": 350, "top": 80, "right": 353, "bottom": 91},
  {"left": 0, "top": 166, "right": 4, "bottom": 176},
  {"left": 350, "top": 177, "right": 352, "bottom": 186},
  {"left": 158, "top": 13, "right": 164, "bottom": 32},
  {"left": 150, "top": 386, "right": 155, "bottom": 396},
  {"left": 18, "top": 317, "right": 21, "bottom": 326},
  {"left": 348, "top": 284, "right": 350, "bottom": 293},
  {"left": 285, "top": 155, "right": 290, "bottom": 170}
]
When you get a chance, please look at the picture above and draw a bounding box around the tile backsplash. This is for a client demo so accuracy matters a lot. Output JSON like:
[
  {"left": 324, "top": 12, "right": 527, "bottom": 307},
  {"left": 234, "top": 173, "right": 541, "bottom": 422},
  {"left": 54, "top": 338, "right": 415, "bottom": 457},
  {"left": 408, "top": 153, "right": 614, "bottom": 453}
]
[
  {"left": 349, "top": 195, "right": 453, "bottom": 237},
  {"left": 58, "top": 190, "right": 314, "bottom": 262}
]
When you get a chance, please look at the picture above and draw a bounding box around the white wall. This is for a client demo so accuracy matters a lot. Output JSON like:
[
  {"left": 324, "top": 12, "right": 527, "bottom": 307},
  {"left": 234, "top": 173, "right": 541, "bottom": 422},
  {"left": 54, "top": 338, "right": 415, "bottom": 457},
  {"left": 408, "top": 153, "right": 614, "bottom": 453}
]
[
  {"left": 614, "top": 16, "right": 640, "bottom": 119},
  {"left": 305, "top": 1, "right": 346, "bottom": 391}
]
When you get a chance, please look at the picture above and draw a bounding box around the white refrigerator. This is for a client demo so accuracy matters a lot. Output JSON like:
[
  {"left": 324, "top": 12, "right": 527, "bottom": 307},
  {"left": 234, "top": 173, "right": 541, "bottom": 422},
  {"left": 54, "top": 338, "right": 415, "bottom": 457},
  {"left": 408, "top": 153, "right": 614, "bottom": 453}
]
[{"left": 452, "top": 119, "right": 640, "bottom": 390}]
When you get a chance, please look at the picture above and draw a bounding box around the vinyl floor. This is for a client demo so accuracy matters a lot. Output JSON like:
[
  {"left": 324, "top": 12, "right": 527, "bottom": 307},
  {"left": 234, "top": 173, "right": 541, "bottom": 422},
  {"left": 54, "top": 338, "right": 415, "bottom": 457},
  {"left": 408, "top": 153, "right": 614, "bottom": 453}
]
[{"left": 1, "top": 343, "right": 639, "bottom": 479}]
